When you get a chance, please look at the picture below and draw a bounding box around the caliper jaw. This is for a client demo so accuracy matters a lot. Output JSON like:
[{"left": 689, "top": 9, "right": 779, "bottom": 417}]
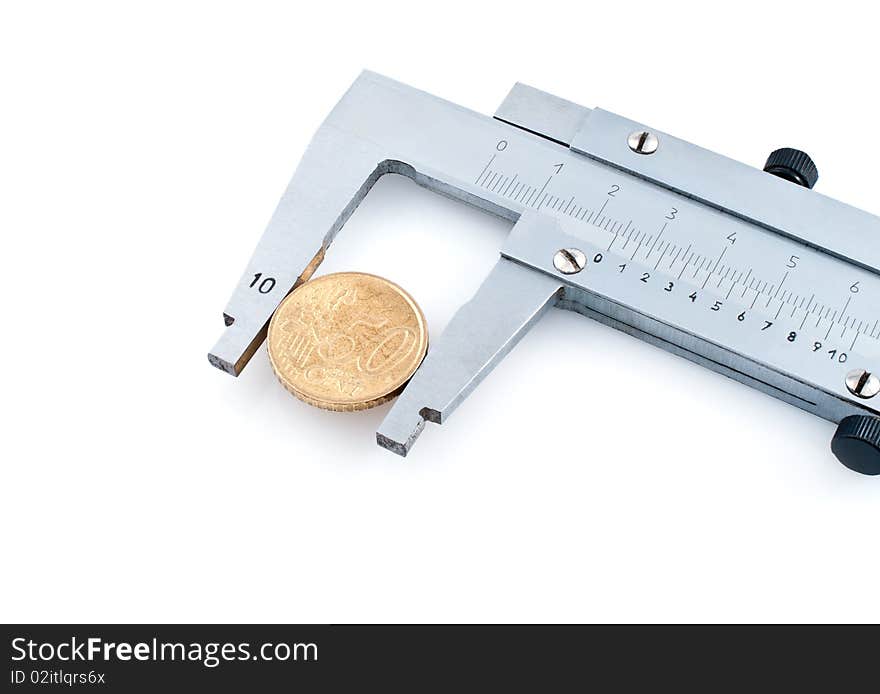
[
  {"left": 208, "top": 123, "right": 388, "bottom": 375},
  {"left": 208, "top": 72, "right": 580, "bottom": 377},
  {"left": 209, "top": 71, "right": 521, "bottom": 376},
  {"left": 376, "top": 212, "right": 564, "bottom": 456},
  {"left": 208, "top": 71, "right": 584, "bottom": 377}
]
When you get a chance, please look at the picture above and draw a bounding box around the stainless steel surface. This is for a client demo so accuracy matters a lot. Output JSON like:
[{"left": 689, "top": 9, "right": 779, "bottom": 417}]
[
  {"left": 572, "top": 109, "right": 880, "bottom": 275},
  {"left": 209, "top": 71, "right": 880, "bottom": 456},
  {"left": 494, "top": 83, "right": 591, "bottom": 145},
  {"left": 627, "top": 130, "right": 659, "bottom": 154},
  {"left": 501, "top": 211, "right": 880, "bottom": 429},
  {"left": 846, "top": 369, "right": 880, "bottom": 399},
  {"left": 553, "top": 248, "right": 586, "bottom": 274},
  {"left": 377, "top": 231, "right": 562, "bottom": 455}
]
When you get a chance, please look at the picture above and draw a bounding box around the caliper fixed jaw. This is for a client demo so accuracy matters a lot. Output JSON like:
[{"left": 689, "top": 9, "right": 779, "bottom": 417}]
[
  {"left": 208, "top": 73, "right": 400, "bottom": 376},
  {"left": 207, "top": 69, "right": 535, "bottom": 377},
  {"left": 376, "top": 213, "right": 564, "bottom": 456},
  {"left": 209, "top": 71, "right": 589, "bottom": 378}
]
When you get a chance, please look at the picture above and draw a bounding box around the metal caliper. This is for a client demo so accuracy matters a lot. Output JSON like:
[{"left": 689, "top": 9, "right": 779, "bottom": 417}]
[{"left": 209, "top": 71, "right": 880, "bottom": 475}]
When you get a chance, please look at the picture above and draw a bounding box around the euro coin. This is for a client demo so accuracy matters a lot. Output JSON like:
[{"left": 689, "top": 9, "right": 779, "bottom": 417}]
[{"left": 267, "top": 272, "right": 428, "bottom": 411}]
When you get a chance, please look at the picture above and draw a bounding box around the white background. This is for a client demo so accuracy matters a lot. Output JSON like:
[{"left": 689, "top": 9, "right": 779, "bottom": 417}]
[{"left": 2, "top": 1, "right": 878, "bottom": 623}]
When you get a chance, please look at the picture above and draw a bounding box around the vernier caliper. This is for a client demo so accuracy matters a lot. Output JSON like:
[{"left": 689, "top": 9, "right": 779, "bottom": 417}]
[{"left": 209, "top": 72, "right": 880, "bottom": 475}]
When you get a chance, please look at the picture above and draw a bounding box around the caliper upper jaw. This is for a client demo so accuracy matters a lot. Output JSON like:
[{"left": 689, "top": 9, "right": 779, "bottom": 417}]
[
  {"left": 208, "top": 75, "right": 395, "bottom": 376},
  {"left": 376, "top": 212, "right": 565, "bottom": 456},
  {"left": 208, "top": 71, "right": 585, "bottom": 378},
  {"left": 209, "top": 125, "right": 388, "bottom": 375}
]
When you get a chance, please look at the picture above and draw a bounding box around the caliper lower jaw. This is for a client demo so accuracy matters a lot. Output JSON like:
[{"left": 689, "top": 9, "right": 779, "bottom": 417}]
[{"left": 376, "top": 213, "right": 565, "bottom": 456}]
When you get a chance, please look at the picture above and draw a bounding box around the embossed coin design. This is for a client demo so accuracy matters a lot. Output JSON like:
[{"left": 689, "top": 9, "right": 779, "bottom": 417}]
[{"left": 267, "top": 272, "right": 428, "bottom": 411}]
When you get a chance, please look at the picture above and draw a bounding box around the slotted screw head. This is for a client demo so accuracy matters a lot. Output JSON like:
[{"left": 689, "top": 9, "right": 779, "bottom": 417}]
[
  {"left": 553, "top": 248, "right": 586, "bottom": 275},
  {"left": 846, "top": 369, "right": 880, "bottom": 399},
  {"left": 628, "top": 130, "right": 659, "bottom": 155}
]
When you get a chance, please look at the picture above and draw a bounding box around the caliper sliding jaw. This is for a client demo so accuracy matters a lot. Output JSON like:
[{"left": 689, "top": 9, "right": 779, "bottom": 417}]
[
  {"left": 376, "top": 237, "right": 564, "bottom": 456},
  {"left": 209, "top": 71, "right": 880, "bottom": 475}
]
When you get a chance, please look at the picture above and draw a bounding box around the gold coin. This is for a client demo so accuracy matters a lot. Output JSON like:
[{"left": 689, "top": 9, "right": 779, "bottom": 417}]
[{"left": 267, "top": 272, "right": 428, "bottom": 411}]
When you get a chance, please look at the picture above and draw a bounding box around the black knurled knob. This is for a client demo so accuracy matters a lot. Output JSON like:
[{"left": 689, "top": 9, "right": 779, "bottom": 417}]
[
  {"left": 763, "top": 148, "right": 819, "bottom": 189},
  {"left": 831, "top": 415, "right": 880, "bottom": 475}
]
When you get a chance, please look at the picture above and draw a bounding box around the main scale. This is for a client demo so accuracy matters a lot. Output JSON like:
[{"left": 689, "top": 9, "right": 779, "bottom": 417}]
[{"left": 209, "top": 72, "right": 880, "bottom": 474}]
